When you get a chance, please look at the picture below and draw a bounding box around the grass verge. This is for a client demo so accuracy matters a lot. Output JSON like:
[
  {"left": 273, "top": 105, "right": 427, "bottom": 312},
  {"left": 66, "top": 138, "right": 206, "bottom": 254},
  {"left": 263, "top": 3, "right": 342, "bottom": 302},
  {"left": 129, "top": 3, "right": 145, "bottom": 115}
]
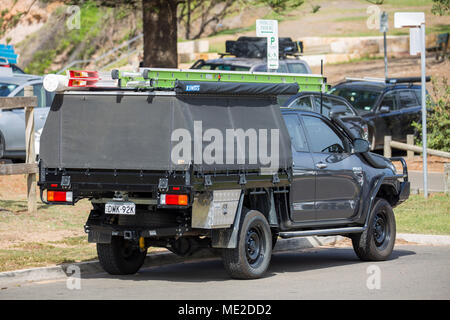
[{"left": 394, "top": 193, "right": 450, "bottom": 235}]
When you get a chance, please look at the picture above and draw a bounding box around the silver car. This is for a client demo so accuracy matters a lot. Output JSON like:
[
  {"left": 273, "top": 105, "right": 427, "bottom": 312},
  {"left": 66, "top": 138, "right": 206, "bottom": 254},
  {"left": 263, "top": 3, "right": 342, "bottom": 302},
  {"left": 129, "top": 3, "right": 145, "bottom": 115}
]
[{"left": 0, "top": 69, "right": 54, "bottom": 159}]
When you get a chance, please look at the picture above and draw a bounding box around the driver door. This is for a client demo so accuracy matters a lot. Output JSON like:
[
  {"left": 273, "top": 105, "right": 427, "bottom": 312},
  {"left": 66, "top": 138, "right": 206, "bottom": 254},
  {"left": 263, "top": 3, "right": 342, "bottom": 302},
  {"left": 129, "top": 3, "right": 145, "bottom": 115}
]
[{"left": 301, "top": 115, "right": 363, "bottom": 221}]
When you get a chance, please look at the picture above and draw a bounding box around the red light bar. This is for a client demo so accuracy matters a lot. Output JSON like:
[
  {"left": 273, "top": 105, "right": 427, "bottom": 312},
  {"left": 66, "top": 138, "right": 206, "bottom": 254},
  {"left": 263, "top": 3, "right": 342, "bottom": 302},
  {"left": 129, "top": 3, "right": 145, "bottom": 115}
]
[
  {"left": 160, "top": 194, "right": 188, "bottom": 206},
  {"left": 68, "top": 70, "right": 99, "bottom": 79}
]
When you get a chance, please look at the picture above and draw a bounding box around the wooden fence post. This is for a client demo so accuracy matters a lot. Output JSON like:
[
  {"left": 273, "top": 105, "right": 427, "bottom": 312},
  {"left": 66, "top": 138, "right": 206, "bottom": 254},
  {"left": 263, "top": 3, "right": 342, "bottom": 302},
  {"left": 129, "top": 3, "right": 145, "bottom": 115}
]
[
  {"left": 445, "top": 163, "right": 449, "bottom": 195},
  {"left": 24, "top": 86, "right": 37, "bottom": 214},
  {"left": 384, "top": 135, "right": 392, "bottom": 158},
  {"left": 407, "top": 134, "right": 414, "bottom": 160}
]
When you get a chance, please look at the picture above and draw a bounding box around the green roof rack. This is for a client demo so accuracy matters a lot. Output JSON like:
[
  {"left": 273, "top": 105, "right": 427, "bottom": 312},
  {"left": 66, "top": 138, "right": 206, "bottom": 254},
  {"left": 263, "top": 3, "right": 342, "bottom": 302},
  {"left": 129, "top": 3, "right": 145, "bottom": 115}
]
[{"left": 111, "top": 68, "right": 326, "bottom": 92}]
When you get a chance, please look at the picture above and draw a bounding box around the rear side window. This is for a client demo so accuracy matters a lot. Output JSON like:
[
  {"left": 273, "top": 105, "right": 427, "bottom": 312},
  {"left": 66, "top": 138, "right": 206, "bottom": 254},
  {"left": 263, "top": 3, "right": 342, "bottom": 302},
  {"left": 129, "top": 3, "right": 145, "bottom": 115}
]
[
  {"left": 283, "top": 114, "right": 309, "bottom": 152},
  {"left": 329, "top": 98, "right": 355, "bottom": 115},
  {"left": 287, "top": 62, "right": 308, "bottom": 74},
  {"left": 398, "top": 90, "right": 419, "bottom": 109},
  {"left": 313, "top": 96, "right": 334, "bottom": 116},
  {"left": 302, "top": 115, "right": 347, "bottom": 153},
  {"left": 289, "top": 96, "right": 313, "bottom": 111},
  {"left": 380, "top": 91, "right": 396, "bottom": 110},
  {"left": 15, "top": 83, "right": 46, "bottom": 108},
  {"left": 253, "top": 64, "right": 288, "bottom": 73}
]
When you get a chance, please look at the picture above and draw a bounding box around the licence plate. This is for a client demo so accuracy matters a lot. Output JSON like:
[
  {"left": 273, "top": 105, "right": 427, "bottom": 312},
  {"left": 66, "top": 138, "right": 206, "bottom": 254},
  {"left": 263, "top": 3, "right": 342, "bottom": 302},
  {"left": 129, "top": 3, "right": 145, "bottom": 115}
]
[{"left": 105, "top": 202, "right": 136, "bottom": 215}]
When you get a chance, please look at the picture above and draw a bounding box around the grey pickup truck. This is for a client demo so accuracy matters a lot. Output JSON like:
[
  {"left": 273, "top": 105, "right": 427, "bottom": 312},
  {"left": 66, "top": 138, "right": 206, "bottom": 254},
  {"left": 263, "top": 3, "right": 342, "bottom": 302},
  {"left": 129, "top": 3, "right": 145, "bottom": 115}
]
[{"left": 38, "top": 76, "right": 409, "bottom": 279}]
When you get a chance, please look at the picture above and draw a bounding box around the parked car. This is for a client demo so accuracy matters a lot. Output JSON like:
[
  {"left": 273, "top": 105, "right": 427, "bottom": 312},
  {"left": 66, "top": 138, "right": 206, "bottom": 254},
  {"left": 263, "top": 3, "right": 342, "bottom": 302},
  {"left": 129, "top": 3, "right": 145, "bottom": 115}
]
[
  {"left": 279, "top": 91, "right": 369, "bottom": 140},
  {"left": 191, "top": 37, "right": 312, "bottom": 74},
  {"left": 39, "top": 70, "right": 409, "bottom": 279},
  {"left": 329, "top": 77, "right": 429, "bottom": 150},
  {"left": 0, "top": 67, "right": 54, "bottom": 159},
  {"left": 0, "top": 57, "right": 26, "bottom": 74}
]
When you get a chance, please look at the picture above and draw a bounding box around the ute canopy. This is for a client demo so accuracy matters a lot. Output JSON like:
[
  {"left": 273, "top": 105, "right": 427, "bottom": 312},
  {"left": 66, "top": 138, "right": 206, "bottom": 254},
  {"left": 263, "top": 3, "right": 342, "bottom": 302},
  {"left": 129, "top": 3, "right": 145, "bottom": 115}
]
[{"left": 40, "top": 90, "right": 292, "bottom": 173}]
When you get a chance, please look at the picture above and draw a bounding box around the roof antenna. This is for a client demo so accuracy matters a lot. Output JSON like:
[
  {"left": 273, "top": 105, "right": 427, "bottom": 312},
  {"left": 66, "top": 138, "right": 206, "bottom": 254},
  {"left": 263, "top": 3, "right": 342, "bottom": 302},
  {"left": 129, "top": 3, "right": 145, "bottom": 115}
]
[{"left": 320, "top": 59, "right": 323, "bottom": 114}]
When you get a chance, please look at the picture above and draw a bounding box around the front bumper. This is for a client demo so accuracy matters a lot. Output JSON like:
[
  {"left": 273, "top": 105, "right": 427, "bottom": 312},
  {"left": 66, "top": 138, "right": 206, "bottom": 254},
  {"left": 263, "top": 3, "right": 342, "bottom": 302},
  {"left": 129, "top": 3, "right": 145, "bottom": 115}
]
[{"left": 390, "top": 156, "right": 410, "bottom": 205}]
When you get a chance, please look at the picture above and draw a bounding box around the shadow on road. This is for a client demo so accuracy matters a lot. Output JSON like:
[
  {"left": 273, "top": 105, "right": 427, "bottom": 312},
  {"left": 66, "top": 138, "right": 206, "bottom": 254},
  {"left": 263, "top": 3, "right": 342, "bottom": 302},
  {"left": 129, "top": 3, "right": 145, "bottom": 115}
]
[{"left": 82, "top": 246, "right": 416, "bottom": 283}]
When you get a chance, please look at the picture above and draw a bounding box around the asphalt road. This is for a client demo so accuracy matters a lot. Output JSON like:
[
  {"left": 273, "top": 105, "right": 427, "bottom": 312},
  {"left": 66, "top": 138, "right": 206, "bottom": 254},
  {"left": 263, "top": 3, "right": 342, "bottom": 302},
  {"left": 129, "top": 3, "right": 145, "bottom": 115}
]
[
  {"left": 409, "top": 170, "right": 446, "bottom": 193},
  {"left": 1, "top": 245, "right": 449, "bottom": 300}
]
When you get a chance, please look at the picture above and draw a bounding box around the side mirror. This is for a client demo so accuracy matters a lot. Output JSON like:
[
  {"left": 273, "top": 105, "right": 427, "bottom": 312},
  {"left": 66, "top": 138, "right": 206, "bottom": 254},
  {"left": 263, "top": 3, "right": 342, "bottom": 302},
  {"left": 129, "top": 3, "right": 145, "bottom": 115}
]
[
  {"left": 329, "top": 105, "right": 347, "bottom": 119},
  {"left": 353, "top": 138, "right": 370, "bottom": 153},
  {"left": 380, "top": 106, "right": 390, "bottom": 113}
]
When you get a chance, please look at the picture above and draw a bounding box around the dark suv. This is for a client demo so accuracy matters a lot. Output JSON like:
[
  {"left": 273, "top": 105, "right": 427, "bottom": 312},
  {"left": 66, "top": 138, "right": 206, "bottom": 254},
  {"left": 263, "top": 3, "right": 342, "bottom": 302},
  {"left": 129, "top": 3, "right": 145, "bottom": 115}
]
[{"left": 330, "top": 78, "right": 428, "bottom": 150}]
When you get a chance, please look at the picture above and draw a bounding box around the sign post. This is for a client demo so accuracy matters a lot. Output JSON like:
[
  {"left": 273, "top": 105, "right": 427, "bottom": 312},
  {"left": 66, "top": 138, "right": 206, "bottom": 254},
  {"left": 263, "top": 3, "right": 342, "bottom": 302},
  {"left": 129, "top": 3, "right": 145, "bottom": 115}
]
[
  {"left": 380, "top": 12, "right": 389, "bottom": 79},
  {"left": 394, "top": 12, "right": 428, "bottom": 198},
  {"left": 256, "top": 19, "right": 279, "bottom": 72}
]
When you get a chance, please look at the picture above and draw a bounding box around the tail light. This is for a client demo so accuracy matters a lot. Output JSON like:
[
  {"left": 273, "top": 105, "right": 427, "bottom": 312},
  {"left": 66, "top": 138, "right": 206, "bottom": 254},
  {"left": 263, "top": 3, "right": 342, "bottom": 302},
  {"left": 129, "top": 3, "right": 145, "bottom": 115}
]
[
  {"left": 160, "top": 194, "right": 188, "bottom": 206},
  {"left": 47, "top": 190, "right": 73, "bottom": 203}
]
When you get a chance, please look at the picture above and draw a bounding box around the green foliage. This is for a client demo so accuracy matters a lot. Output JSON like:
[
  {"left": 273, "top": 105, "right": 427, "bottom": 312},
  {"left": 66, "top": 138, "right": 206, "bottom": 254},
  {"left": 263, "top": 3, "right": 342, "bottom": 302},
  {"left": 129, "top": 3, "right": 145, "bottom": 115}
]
[
  {"left": 432, "top": 0, "right": 450, "bottom": 15},
  {"left": 412, "top": 77, "right": 450, "bottom": 152}
]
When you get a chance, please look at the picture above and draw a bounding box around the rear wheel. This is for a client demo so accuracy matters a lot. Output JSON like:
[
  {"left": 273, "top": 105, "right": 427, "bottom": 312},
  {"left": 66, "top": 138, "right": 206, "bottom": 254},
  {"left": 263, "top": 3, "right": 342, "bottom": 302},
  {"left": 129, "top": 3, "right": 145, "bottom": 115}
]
[
  {"left": 222, "top": 209, "right": 272, "bottom": 279},
  {"left": 352, "top": 198, "right": 396, "bottom": 261},
  {"left": 97, "top": 236, "right": 147, "bottom": 275}
]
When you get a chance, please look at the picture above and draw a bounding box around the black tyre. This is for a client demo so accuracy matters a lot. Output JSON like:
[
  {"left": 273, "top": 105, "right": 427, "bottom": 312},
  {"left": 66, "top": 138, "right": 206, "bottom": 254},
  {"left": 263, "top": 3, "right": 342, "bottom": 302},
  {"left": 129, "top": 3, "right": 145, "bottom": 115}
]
[
  {"left": 222, "top": 209, "right": 272, "bottom": 279},
  {"left": 352, "top": 198, "right": 396, "bottom": 261},
  {"left": 97, "top": 236, "right": 147, "bottom": 275}
]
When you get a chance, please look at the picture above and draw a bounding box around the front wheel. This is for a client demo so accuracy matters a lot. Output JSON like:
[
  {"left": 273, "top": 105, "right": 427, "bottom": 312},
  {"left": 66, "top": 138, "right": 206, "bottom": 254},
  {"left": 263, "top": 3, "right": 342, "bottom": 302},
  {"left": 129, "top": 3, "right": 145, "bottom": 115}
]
[
  {"left": 221, "top": 210, "right": 272, "bottom": 279},
  {"left": 97, "top": 236, "right": 147, "bottom": 275},
  {"left": 352, "top": 198, "right": 396, "bottom": 261}
]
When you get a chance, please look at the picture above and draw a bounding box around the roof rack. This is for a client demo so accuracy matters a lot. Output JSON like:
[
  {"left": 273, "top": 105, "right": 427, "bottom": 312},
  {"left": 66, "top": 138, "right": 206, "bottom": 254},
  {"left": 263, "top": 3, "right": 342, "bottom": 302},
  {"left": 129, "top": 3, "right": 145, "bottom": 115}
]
[
  {"left": 345, "top": 77, "right": 385, "bottom": 83},
  {"left": 224, "top": 37, "right": 303, "bottom": 59},
  {"left": 385, "top": 76, "right": 431, "bottom": 84},
  {"left": 43, "top": 68, "right": 326, "bottom": 93}
]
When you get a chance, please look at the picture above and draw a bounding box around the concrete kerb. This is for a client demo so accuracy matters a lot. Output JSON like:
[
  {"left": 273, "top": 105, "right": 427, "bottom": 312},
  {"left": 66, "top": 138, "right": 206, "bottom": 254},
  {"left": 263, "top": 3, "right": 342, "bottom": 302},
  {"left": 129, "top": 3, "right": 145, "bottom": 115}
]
[{"left": 0, "top": 234, "right": 449, "bottom": 287}]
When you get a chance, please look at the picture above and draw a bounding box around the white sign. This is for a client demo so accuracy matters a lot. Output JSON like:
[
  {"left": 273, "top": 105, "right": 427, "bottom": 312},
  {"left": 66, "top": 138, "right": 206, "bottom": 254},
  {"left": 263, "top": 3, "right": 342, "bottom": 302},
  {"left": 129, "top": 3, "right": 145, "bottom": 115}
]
[
  {"left": 380, "top": 12, "right": 388, "bottom": 33},
  {"left": 409, "top": 27, "right": 421, "bottom": 55},
  {"left": 267, "top": 35, "right": 279, "bottom": 70},
  {"left": 394, "top": 12, "right": 425, "bottom": 28},
  {"left": 256, "top": 19, "right": 278, "bottom": 37},
  {"left": 256, "top": 19, "right": 279, "bottom": 70}
]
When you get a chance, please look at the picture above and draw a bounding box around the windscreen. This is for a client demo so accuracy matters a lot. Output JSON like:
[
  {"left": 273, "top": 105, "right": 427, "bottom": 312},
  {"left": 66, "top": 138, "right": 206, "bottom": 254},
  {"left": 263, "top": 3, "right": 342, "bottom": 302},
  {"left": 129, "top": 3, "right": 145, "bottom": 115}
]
[
  {"left": 330, "top": 87, "right": 381, "bottom": 112},
  {"left": 0, "top": 82, "right": 18, "bottom": 96}
]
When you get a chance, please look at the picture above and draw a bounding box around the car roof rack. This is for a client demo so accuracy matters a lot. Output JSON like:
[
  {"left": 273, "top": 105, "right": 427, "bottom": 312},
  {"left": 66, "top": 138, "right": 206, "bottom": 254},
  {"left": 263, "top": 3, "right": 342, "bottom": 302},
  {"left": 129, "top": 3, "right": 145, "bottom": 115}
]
[
  {"left": 43, "top": 68, "right": 326, "bottom": 93},
  {"left": 385, "top": 76, "right": 431, "bottom": 84},
  {"left": 224, "top": 37, "right": 303, "bottom": 59},
  {"left": 344, "top": 77, "right": 385, "bottom": 83}
]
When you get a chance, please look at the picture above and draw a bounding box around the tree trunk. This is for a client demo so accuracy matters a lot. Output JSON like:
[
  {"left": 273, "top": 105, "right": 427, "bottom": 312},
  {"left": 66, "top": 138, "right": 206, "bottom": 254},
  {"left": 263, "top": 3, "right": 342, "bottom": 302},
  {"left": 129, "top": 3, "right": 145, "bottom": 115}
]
[{"left": 142, "top": 0, "right": 178, "bottom": 68}]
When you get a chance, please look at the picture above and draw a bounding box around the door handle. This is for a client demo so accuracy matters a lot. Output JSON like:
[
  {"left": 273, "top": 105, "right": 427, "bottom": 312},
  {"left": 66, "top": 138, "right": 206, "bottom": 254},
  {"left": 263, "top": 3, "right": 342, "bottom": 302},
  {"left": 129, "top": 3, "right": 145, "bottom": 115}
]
[{"left": 316, "top": 162, "right": 327, "bottom": 169}]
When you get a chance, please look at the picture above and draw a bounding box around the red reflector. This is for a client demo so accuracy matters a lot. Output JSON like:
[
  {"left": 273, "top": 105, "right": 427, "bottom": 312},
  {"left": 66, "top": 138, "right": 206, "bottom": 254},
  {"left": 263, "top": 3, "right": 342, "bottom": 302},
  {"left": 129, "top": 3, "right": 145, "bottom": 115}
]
[
  {"left": 172, "top": 187, "right": 180, "bottom": 190},
  {"left": 165, "top": 194, "right": 179, "bottom": 205},
  {"left": 50, "top": 184, "right": 58, "bottom": 188}
]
